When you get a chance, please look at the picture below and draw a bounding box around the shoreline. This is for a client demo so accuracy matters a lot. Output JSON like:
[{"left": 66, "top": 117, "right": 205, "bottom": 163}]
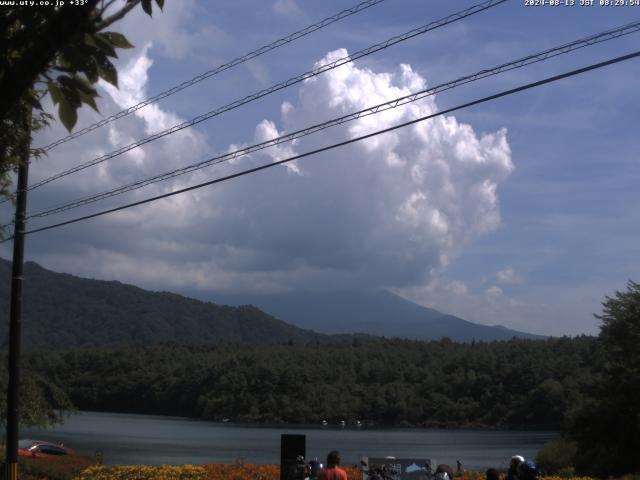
[{"left": 57, "top": 409, "right": 561, "bottom": 432}]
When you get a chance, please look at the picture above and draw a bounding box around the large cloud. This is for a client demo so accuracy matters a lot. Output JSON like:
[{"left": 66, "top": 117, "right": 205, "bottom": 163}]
[
  {"left": 3, "top": 47, "right": 513, "bottom": 296},
  {"left": 188, "top": 48, "right": 513, "bottom": 292}
]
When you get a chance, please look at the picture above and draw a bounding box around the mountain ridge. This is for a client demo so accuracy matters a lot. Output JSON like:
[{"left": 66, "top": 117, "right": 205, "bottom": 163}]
[
  {"left": 210, "top": 289, "right": 545, "bottom": 341},
  {"left": 0, "top": 258, "right": 331, "bottom": 350},
  {"left": 0, "top": 257, "right": 544, "bottom": 348}
]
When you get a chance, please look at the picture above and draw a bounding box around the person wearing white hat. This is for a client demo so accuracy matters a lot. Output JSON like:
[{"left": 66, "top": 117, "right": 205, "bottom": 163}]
[{"left": 506, "top": 455, "right": 525, "bottom": 480}]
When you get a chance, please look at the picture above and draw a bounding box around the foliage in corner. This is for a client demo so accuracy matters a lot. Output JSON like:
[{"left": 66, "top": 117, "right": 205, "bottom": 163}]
[
  {"left": 0, "top": 0, "right": 164, "bottom": 202},
  {"left": 0, "top": 360, "right": 75, "bottom": 428},
  {"left": 567, "top": 281, "right": 640, "bottom": 477},
  {"left": 0, "top": 0, "right": 164, "bottom": 418}
]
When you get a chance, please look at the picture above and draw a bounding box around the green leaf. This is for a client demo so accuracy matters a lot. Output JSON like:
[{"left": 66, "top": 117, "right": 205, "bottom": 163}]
[
  {"left": 97, "top": 59, "right": 118, "bottom": 87},
  {"left": 102, "top": 32, "right": 134, "bottom": 49},
  {"left": 57, "top": 77, "right": 81, "bottom": 110},
  {"left": 52, "top": 66, "right": 74, "bottom": 73},
  {"left": 93, "top": 34, "right": 117, "bottom": 58},
  {"left": 78, "top": 90, "right": 99, "bottom": 112},
  {"left": 82, "top": 58, "right": 99, "bottom": 84},
  {"left": 70, "top": 75, "right": 97, "bottom": 95},
  {"left": 56, "top": 55, "right": 73, "bottom": 70},
  {"left": 56, "top": 74, "right": 74, "bottom": 89},
  {"left": 84, "top": 33, "right": 97, "bottom": 48},
  {"left": 63, "top": 88, "right": 82, "bottom": 109},
  {"left": 48, "top": 81, "right": 63, "bottom": 105},
  {"left": 141, "top": 0, "right": 153, "bottom": 16},
  {"left": 155, "top": 0, "right": 164, "bottom": 10},
  {"left": 58, "top": 97, "right": 78, "bottom": 132}
]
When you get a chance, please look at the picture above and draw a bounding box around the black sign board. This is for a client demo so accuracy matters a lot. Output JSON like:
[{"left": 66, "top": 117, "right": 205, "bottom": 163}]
[{"left": 280, "top": 434, "right": 306, "bottom": 480}]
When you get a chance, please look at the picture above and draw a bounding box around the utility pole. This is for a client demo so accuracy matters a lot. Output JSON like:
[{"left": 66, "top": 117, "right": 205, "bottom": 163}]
[{"left": 5, "top": 106, "right": 31, "bottom": 480}]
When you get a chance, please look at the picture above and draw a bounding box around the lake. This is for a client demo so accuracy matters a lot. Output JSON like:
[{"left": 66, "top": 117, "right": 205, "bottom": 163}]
[{"left": 23, "top": 411, "right": 557, "bottom": 470}]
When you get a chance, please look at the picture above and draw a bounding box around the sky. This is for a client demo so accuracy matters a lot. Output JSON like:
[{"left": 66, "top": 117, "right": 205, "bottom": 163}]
[{"left": 1, "top": 0, "right": 639, "bottom": 336}]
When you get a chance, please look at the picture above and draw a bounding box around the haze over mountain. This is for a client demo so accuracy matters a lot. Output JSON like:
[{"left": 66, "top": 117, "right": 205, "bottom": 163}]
[
  {"left": 0, "top": 258, "right": 543, "bottom": 349},
  {"left": 211, "top": 290, "right": 545, "bottom": 342}
]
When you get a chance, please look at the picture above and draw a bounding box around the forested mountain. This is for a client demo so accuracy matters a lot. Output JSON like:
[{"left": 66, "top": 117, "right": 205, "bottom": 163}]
[
  {"left": 0, "top": 258, "right": 330, "bottom": 350},
  {"left": 212, "top": 290, "right": 545, "bottom": 341},
  {"left": 25, "top": 336, "right": 598, "bottom": 429}
]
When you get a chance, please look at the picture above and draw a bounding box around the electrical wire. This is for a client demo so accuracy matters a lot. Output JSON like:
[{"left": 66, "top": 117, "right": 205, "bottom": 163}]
[
  {"left": 38, "top": 0, "right": 388, "bottom": 151},
  {"left": 21, "top": 19, "right": 640, "bottom": 221},
  {"left": 4, "top": 49, "right": 636, "bottom": 242},
  {"left": 23, "top": 0, "right": 509, "bottom": 193}
]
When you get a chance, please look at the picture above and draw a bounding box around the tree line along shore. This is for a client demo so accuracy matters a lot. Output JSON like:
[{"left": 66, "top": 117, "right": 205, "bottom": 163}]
[{"left": 5, "top": 336, "right": 595, "bottom": 428}]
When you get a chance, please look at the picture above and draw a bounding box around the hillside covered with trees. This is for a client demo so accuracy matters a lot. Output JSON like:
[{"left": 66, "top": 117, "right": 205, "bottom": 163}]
[
  {"left": 0, "top": 259, "right": 332, "bottom": 349},
  {"left": 23, "top": 336, "right": 597, "bottom": 429}
]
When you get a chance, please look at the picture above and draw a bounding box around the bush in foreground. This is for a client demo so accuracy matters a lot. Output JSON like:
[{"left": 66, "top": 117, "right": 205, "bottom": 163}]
[
  {"left": 536, "top": 437, "right": 577, "bottom": 476},
  {"left": 0, "top": 453, "right": 94, "bottom": 480}
]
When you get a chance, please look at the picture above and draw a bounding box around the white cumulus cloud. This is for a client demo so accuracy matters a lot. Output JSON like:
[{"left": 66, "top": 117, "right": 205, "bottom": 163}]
[
  {"left": 165, "top": 48, "right": 515, "bottom": 292},
  {"left": 496, "top": 266, "right": 524, "bottom": 285}
]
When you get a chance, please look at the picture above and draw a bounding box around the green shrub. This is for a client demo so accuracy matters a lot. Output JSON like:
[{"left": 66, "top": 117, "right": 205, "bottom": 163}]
[
  {"left": 536, "top": 437, "right": 577, "bottom": 475},
  {"left": 555, "top": 467, "right": 577, "bottom": 478}
]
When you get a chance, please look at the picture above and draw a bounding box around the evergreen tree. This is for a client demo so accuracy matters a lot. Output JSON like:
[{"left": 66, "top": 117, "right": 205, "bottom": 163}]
[{"left": 569, "top": 281, "right": 640, "bottom": 476}]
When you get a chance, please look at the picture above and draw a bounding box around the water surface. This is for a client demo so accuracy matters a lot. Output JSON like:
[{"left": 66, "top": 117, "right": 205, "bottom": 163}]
[{"left": 24, "top": 411, "right": 556, "bottom": 470}]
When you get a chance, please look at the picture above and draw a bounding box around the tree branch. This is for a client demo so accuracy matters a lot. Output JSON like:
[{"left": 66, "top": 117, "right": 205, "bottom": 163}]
[{"left": 93, "top": 0, "right": 141, "bottom": 32}]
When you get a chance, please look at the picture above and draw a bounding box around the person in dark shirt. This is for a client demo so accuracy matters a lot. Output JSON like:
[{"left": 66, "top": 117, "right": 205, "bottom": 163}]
[
  {"left": 318, "top": 450, "right": 348, "bottom": 480},
  {"left": 486, "top": 468, "right": 500, "bottom": 480},
  {"left": 507, "top": 455, "right": 525, "bottom": 480},
  {"left": 518, "top": 460, "right": 539, "bottom": 480}
]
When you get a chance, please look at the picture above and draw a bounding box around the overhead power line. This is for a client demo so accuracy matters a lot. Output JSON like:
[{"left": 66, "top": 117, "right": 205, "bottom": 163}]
[
  {"left": 24, "top": 0, "right": 509, "bottom": 193},
  {"left": 6, "top": 49, "right": 637, "bottom": 241},
  {"left": 38, "top": 0, "right": 388, "bottom": 151},
  {"left": 20, "top": 19, "right": 640, "bottom": 221}
]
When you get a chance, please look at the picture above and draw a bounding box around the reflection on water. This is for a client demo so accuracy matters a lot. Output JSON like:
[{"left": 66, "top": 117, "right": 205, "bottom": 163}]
[{"left": 24, "top": 411, "right": 557, "bottom": 470}]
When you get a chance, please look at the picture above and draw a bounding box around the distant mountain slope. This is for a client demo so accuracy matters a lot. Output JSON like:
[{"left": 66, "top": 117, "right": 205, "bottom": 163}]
[
  {"left": 0, "top": 258, "right": 328, "bottom": 350},
  {"left": 212, "top": 289, "right": 545, "bottom": 341}
]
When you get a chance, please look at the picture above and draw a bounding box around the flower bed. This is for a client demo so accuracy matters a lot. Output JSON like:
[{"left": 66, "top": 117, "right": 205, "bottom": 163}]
[
  {"left": 75, "top": 464, "right": 207, "bottom": 480},
  {"left": 76, "top": 463, "right": 361, "bottom": 480}
]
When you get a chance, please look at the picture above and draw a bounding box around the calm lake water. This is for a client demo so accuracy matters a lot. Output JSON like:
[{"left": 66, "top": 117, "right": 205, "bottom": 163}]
[{"left": 23, "top": 411, "right": 557, "bottom": 470}]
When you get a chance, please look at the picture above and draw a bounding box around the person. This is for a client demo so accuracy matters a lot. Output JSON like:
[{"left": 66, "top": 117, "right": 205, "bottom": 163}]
[
  {"left": 318, "top": 450, "right": 348, "bottom": 480},
  {"left": 506, "top": 455, "right": 525, "bottom": 480},
  {"left": 309, "top": 458, "right": 322, "bottom": 480},
  {"left": 435, "top": 464, "right": 454, "bottom": 480},
  {"left": 517, "top": 460, "right": 538, "bottom": 480},
  {"left": 486, "top": 468, "right": 500, "bottom": 480},
  {"left": 286, "top": 455, "right": 307, "bottom": 480}
]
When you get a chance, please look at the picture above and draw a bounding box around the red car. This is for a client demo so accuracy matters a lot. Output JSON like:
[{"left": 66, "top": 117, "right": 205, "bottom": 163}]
[{"left": 17, "top": 439, "right": 74, "bottom": 458}]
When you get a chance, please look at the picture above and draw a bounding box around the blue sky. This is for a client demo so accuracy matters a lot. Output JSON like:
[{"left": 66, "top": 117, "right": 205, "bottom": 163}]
[{"left": 1, "top": 0, "right": 638, "bottom": 336}]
